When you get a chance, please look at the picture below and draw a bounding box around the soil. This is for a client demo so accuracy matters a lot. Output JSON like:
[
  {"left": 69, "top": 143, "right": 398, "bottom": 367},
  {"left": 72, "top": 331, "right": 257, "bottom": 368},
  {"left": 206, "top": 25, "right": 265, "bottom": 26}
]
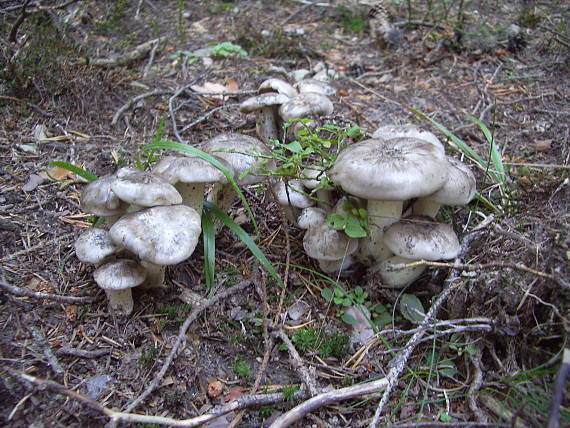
[{"left": 1, "top": 1, "right": 569, "bottom": 427}]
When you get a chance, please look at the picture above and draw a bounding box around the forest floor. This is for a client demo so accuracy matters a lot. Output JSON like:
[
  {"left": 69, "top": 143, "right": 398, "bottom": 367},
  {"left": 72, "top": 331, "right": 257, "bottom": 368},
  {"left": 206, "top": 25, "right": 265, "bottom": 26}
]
[{"left": 0, "top": 1, "right": 569, "bottom": 427}]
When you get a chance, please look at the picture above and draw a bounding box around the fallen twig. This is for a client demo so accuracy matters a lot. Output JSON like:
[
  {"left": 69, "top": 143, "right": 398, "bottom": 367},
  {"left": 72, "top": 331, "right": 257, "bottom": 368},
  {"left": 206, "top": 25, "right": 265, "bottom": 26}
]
[
  {"left": 7, "top": 368, "right": 310, "bottom": 427},
  {"left": 57, "top": 347, "right": 111, "bottom": 358},
  {"left": 25, "top": 317, "right": 64, "bottom": 377},
  {"left": 112, "top": 89, "right": 173, "bottom": 126},
  {"left": 0, "top": 280, "right": 96, "bottom": 304},
  {"left": 71, "top": 37, "right": 165, "bottom": 68},
  {"left": 124, "top": 279, "right": 254, "bottom": 412},
  {"left": 269, "top": 376, "right": 389, "bottom": 428},
  {"left": 468, "top": 347, "right": 487, "bottom": 422},
  {"left": 275, "top": 328, "right": 319, "bottom": 396},
  {"left": 547, "top": 348, "right": 570, "bottom": 428}
]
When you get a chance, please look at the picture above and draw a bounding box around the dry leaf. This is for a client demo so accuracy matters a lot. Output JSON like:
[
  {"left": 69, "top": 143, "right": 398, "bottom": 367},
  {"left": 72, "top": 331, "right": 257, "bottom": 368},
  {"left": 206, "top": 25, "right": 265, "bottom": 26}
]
[
  {"left": 46, "top": 166, "right": 76, "bottom": 181},
  {"left": 64, "top": 305, "right": 79, "bottom": 322},
  {"left": 224, "top": 78, "right": 239, "bottom": 92},
  {"left": 207, "top": 380, "right": 224, "bottom": 398},
  {"left": 191, "top": 81, "right": 239, "bottom": 100},
  {"left": 534, "top": 139, "right": 552, "bottom": 153}
]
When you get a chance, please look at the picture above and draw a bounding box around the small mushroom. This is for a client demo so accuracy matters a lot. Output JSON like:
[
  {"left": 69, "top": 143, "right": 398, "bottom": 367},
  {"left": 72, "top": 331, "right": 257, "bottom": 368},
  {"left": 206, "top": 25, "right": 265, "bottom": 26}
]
[
  {"left": 258, "top": 78, "right": 298, "bottom": 98},
  {"left": 152, "top": 155, "right": 234, "bottom": 215},
  {"left": 412, "top": 157, "right": 476, "bottom": 218},
  {"left": 297, "top": 207, "right": 327, "bottom": 229},
  {"left": 278, "top": 92, "right": 334, "bottom": 122},
  {"left": 80, "top": 175, "right": 128, "bottom": 225},
  {"left": 303, "top": 222, "right": 358, "bottom": 274},
  {"left": 272, "top": 179, "right": 314, "bottom": 225},
  {"left": 295, "top": 79, "right": 337, "bottom": 97},
  {"left": 328, "top": 138, "right": 449, "bottom": 264},
  {"left": 94, "top": 259, "right": 146, "bottom": 315},
  {"left": 202, "top": 133, "right": 275, "bottom": 214},
  {"left": 109, "top": 205, "right": 202, "bottom": 288},
  {"left": 372, "top": 255, "right": 427, "bottom": 288},
  {"left": 75, "top": 228, "right": 119, "bottom": 265},
  {"left": 383, "top": 216, "right": 461, "bottom": 261},
  {"left": 240, "top": 92, "right": 290, "bottom": 143},
  {"left": 111, "top": 167, "right": 182, "bottom": 210}
]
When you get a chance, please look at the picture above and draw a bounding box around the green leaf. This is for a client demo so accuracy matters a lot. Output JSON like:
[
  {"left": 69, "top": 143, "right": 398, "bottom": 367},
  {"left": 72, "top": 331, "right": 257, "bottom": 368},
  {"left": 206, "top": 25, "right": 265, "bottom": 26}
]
[
  {"left": 344, "top": 215, "right": 367, "bottom": 238},
  {"left": 326, "top": 213, "right": 347, "bottom": 230},
  {"left": 48, "top": 162, "right": 98, "bottom": 182},
  {"left": 203, "top": 201, "right": 283, "bottom": 287},
  {"left": 399, "top": 293, "right": 426, "bottom": 323},
  {"left": 346, "top": 126, "right": 361, "bottom": 138},
  {"left": 202, "top": 209, "right": 216, "bottom": 296},
  {"left": 321, "top": 288, "right": 334, "bottom": 302},
  {"left": 341, "top": 312, "right": 357, "bottom": 325},
  {"left": 438, "top": 359, "right": 458, "bottom": 378},
  {"left": 284, "top": 141, "right": 303, "bottom": 153}
]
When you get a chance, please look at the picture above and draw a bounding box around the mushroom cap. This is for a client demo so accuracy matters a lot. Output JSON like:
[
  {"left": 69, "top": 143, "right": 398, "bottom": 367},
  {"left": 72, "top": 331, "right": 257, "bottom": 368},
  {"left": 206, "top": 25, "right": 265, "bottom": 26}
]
[
  {"left": 297, "top": 207, "right": 327, "bottom": 229},
  {"left": 258, "top": 78, "right": 298, "bottom": 98},
  {"left": 111, "top": 167, "right": 182, "bottom": 207},
  {"left": 383, "top": 216, "right": 460, "bottom": 260},
  {"left": 152, "top": 155, "right": 234, "bottom": 185},
  {"left": 328, "top": 138, "right": 449, "bottom": 201},
  {"left": 93, "top": 259, "right": 147, "bottom": 291},
  {"left": 372, "top": 125, "right": 445, "bottom": 154},
  {"left": 201, "top": 133, "right": 274, "bottom": 185},
  {"left": 295, "top": 79, "right": 337, "bottom": 96},
  {"left": 109, "top": 205, "right": 201, "bottom": 265},
  {"left": 279, "top": 92, "right": 334, "bottom": 121},
  {"left": 273, "top": 179, "right": 314, "bottom": 209},
  {"left": 80, "top": 175, "right": 128, "bottom": 217},
  {"left": 426, "top": 157, "right": 476, "bottom": 205},
  {"left": 300, "top": 166, "right": 326, "bottom": 190},
  {"left": 303, "top": 222, "right": 358, "bottom": 261},
  {"left": 75, "top": 228, "right": 118, "bottom": 264},
  {"left": 239, "top": 93, "right": 290, "bottom": 113}
]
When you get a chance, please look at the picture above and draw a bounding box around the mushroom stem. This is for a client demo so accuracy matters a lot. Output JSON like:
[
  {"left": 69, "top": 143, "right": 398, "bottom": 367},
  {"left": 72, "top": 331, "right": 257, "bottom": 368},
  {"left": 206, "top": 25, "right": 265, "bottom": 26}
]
[
  {"left": 374, "top": 255, "right": 427, "bottom": 288},
  {"left": 412, "top": 198, "right": 441, "bottom": 218},
  {"left": 140, "top": 261, "right": 166, "bottom": 289},
  {"left": 359, "top": 200, "right": 403, "bottom": 264},
  {"left": 175, "top": 182, "right": 206, "bottom": 215},
  {"left": 255, "top": 108, "right": 280, "bottom": 144},
  {"left": 105, "top": 289, "right": 134, "bottom": 315}
]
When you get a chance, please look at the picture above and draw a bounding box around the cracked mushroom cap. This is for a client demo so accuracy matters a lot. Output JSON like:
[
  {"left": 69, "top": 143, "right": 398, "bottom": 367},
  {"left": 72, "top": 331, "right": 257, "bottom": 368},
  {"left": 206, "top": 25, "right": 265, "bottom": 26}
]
[
  {"left": 372, "top": 125, "right": 445, "bottom": 154},
  {"left": 111, "top": 167, "right": 182, "bottom": 207},
  {"left": 152, "top": 155, "right": 234, "bottom": 185},
  {"left": 258, "top": 78, "right": 298, "bottom": 98},
  {"left": 202, "top": 133, "right": 274, "bottom": 185},
  {"left": 426, "top": 157, "right": 476, "bottom": 206},
  {"left": 75, "top": 228, "right": 118, "bottom": 264},
  {"left": 80, "top": 175, "right": 128, "bottom": 217},
  {"left": 303, "top": 222, "right": 358, "bottom": 261},
  {"left": 295, "top": 79, "right": 337, "bottom": 96},
  {"left": 109, "top": 205, "right": 201, "bottom": 265},
  {"left": 328, "top": 138, "right": 449, "bottom": 201},
  {"left": 94, "top": 259, "right": 147, "bottom": 291},
  {"left": 239, "top": 93, "right": 290, "bottom": 114},
  {"left": 297, "top": 207, "right": 327, "bottom": 229},
  {"left": 383, "top": 216, "right": 460, "bottom": 260},
  {"left": 279, "top": 92, "right": 334, "bottom": 121}
]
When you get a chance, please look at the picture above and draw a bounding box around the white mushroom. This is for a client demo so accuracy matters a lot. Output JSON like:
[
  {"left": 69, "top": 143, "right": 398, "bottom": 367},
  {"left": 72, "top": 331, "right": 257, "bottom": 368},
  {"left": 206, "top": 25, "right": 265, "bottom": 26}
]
[
  {"left": 109, "top": 205, "right": 202, "bottom": 288},
  {"left": 303, "top": 222, "right": 358, "bottom": 274},
  {"left": 328, "top": 138, "right": 449, "bottom": 264},
  {"left": 80, "top": 175, "right": 128, "bottom": 225},
  {"left": 278, "top": 92, "right": 334, "bottom": 122},
  {"left": 94, "top": 259, "right": 146, "bottom": 315},
  {"left": 75, "top": 228, "right": 118, "bottom": 265},
  {"left": 412, "top": 157, "right": 476, "bottom": 218},
  {"left": 240, "top": 93, "right": 290, "bottom": 143}
]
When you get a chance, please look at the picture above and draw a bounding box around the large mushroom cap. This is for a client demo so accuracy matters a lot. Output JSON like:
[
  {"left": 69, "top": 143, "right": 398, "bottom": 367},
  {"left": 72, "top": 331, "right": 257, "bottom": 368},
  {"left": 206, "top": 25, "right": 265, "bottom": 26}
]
[
  {"left": 372, "top": 125, "right": 445, "bottom": 154},
  {"left": 278, "top": 92, "right": 334, "bottom": 121},
  {"left": 383, "top": 216, "right": 460, "bottom": 260},
  {"left": 80, "top": 175, "right": 128, "bottom": 217},
  {"left": 152, "top": 155, "right": 233, "bottom": 185},
  {"left": 94, "top": 259, "right": 147, "bottom": 291},
  {"left": 111, "top": 167, "right": 182, "bottom": 207},
  {"left": 303, "top": 222, "right": 358, "bottom": 261},
  {"left": 427, "top": 157, "right": 476, "bottom": 205},
  {"left": 75, "top": 228, "right": 118, "bottom": 264},
  {"left": 329, "top": 138, "right": 449, "bottom": 201},
  {"left": 109, "top": 205, "right": 201, "bottom": 265},
  {"left": 202, "top": 133, "right": 274, "bottom": 185}
]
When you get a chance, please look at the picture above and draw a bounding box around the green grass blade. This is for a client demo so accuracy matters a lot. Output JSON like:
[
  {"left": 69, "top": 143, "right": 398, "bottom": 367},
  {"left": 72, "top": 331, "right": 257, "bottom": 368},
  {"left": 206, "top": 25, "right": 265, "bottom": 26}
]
[
  {"left": 143, "top": 140, "right": 259, "bottom": 234},
  {"left": 202, "top": 209, "right": 216, "bottom": 296},
  {"left": 469, "top": 116, "right": 506, "bottom": 184},
  {"left": 204, "top": 201, "right": 283, "bottom": 287},
  {"left": 48, "top": 161, "right": 98, "bottom": 182}
]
